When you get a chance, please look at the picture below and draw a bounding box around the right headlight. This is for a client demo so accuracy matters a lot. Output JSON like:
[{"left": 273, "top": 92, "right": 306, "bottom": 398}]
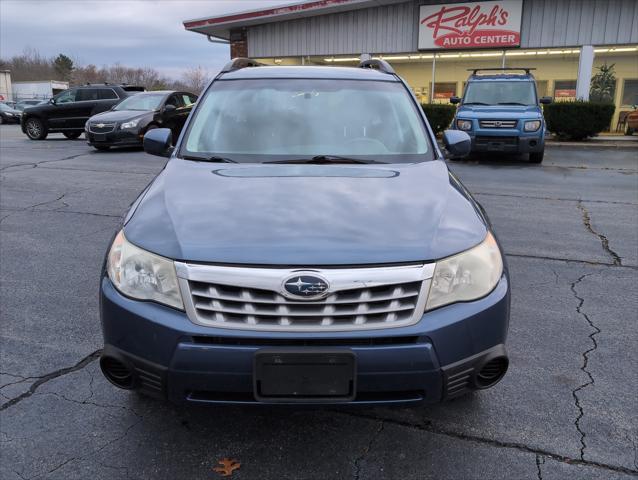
[
  {"left": 426, "top": 232, "right": 503, "bottom": 311},
  {"left": 456, "top": 119, "right": 472, "bottom": 131},
  {"left": 107, "top": 230, "right": 183, "bottom": 309}
]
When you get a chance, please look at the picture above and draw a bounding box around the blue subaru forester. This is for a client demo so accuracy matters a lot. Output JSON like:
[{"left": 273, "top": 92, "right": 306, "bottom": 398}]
[
  {"left": 451, "top": 68, "right": 551, "bottom": 163},
  {"left": 99, "top": 59, "right": 510, "bottom": 406}
]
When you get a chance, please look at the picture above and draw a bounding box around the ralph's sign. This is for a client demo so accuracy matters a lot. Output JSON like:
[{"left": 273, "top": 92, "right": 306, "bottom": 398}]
[{"left": 418, "top": 1, "right": 523, "bottom": 50}]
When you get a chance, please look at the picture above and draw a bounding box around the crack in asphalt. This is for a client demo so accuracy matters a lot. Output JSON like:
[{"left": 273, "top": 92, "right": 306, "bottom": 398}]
[
  {"left": 535, "top": 454, "right": 544, "bottom": 480},
  {"left": 474, "top": 191, "right": 638, "bottom": 206},
  {"left": 0, "top": 152, "right": 88, "bottom": 173},
  {"left": 569, "top": 273, "right": 601, "bottom": 462},
  {"left": 335, "top": 411, "right": 638, "bottom": 476},
  {"left": 0, "top": 350, "right": 101, "bottom": 411},
  {"left": 577, "top": 200, "right": 623, "bottom": 266},
  {"left": 353, "top": 420, "right": 384, "bottom": 480},
  {"left": 505, "top": 253, "right": 638, "bottom": 270}
]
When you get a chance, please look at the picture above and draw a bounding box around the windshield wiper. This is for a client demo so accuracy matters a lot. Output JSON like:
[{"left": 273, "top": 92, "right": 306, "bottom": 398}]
[
  {"left": 463, "top": 102, "right": 490, "bottom": 105},
  {"left": 180, "top": 154, "right": 237, "bottom": 163},
  {"left": 267, "top": 155, "right": 379, "bottom": 164},
  {"left": 496, "top": 102, "right": 529, "bottom": 106}
]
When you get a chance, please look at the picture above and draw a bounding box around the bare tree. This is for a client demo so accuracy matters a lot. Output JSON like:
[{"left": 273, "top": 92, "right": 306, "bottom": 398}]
[{"left": 182, "top": 66, "right": 209, "bottom": 94}]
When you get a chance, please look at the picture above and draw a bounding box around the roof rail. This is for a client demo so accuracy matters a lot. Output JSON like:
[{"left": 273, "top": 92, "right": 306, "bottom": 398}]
[
  {"left": 219, "top": 57, "right": 263, "bottom": 74},
  {"left": 468, "top": 67, "right": 536, "bottom": 75},
  {"left": 359, "top": 59, "right": 396, "bottom": 75}
]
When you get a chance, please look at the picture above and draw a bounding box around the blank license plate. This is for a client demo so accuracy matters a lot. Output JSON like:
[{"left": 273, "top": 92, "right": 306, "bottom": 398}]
[{"left": 254, "top": 350, "right": 356, "bottom": 402}]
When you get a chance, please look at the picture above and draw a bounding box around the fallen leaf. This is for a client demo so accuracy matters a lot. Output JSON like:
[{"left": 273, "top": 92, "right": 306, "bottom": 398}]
[{"left": 213, "top": 458, "right": 241, "bottom": 477}]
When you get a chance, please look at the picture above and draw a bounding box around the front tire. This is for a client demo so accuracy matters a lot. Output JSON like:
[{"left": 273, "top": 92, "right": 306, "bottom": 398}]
[
  {"left": 63, "top": 131, "right": 82, "bottom": 139},
  {"left": 529, "top": 150, "right": 544, "bottom": 164},
  {"left": 25, "top": 117, "right": 47, "bottom": 140}
]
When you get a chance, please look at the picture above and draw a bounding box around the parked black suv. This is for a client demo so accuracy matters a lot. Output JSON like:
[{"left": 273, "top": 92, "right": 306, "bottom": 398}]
[{"left": 21, "top": 83, "right": 144, "bottom": 140}]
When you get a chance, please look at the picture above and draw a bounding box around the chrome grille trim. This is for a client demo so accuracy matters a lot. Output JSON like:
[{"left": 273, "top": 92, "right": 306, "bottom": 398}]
[
  {"left": 479, "top": 119, "right": 517, "bottom": 128},
  {"left": 88, "top": 122, "right": 116, "bottom": 134},
  {"left": 175, "top": 263, "right": 434, "bottom": 332}
]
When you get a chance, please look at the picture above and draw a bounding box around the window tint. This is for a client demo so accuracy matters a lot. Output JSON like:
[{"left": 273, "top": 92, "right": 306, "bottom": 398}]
[
  {"left": 184, "top": 79, "right": 430, "bottom": 162},
  {"left": 464, "top": 81, "right": 536, "bottom": 106},
  {"left": 165, "top": 94, "right": 183, "bottom": 108},
  {"left": 76, "top": 89, "right": 99, "bottom": 101},
  {"left": 98, "top": 89, "right": 118, "bottom": 100},
  {"left": 182, "top": 94, "right": 197, "bottom": 106},
  {"left": 55, "top": 89, "right": 77, "bottom": 104}
]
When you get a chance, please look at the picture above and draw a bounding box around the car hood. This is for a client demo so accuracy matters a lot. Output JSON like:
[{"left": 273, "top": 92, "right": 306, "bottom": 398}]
[
  {"left": 90, "top": 110, "right": 152, "bottom": 122},
  {"left": 457, "top": 105, "right": 541, "bottom": 119},
  {"left": 123, "top": 159, "right": 487, "bottom": 265}
]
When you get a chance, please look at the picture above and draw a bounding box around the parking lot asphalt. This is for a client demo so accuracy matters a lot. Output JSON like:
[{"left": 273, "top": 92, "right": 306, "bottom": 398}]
[{"left": 1, "top": 124, "right": 637, "bottom": 480}]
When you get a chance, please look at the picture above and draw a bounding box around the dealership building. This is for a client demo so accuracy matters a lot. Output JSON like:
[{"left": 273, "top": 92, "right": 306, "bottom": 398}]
[{"left": 185, "top": 0, "right": 638, "bottom": 131}]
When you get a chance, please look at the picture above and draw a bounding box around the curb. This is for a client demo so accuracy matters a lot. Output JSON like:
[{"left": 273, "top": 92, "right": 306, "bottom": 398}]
[{"left": 545, "top": 141, "right": 638, "bottom": 150}]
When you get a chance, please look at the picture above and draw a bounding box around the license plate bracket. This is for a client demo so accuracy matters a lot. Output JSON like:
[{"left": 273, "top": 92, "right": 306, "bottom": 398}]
[
  {"left": 93, "top": 133, "right": 106, "bottom": 142},
  {"left": 254, "top": 349, "right": 356, "bottom": 402}
]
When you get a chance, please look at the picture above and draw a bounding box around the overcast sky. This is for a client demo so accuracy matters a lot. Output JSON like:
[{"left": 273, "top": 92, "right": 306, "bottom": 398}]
[{"left": 0, "top": 0, "right": 296, "bottom": 79}]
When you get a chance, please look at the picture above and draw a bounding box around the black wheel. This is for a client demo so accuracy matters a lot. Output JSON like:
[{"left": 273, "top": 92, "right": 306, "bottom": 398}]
[
  {"left": 63, "top": 131, "right": 82, "bottom": 139},
  {"left": 93, "top": 145, "right": 110, "bottom": 151},
  {"left": 529, "top": 150, "right": 544, "bottom": 164},
  {"left": 24, "top": 117, "right": 47, "bottom": 140},
  {"left": 0, "top": 116, "right": 4, "bottom": 125}
]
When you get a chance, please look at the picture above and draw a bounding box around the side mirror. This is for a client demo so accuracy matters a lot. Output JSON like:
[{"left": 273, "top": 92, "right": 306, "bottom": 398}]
[
  {"left": 49, "top": 98, "right": 56, "bottom": 105},
  {"left": 539, "top": 96, "right": 552, "bottom": 105},
  {"left": 163, "top": 104, "right": 177, "bottom": 113},
  {"left": 449, "top": 96, "right": 461, "bottom": 105},
  {"left": 143, "top": 128, "right": 173, "bottom": 158},
  {"left": 442, "top": 130, "right": 471, "bottom": 158}
]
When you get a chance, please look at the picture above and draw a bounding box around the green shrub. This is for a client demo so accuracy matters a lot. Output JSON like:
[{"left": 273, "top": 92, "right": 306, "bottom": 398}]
[
  {"left": 544, "top": 101, "right": 615, "bottom": 140},
  {"left": 421, "top": 103, "right": 456, "bottom": 135}
]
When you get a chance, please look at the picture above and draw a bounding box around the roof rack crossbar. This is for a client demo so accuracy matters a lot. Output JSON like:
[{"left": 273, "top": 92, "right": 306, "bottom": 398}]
[
  {"left": 220, "top": 57, "right": 263, "bottom": 74},
  {"left": 468, "top": 67, "right": 536, "bottom": 75},
  {"left": 359, "top": 59, "right": 396, "bottom": 75}
]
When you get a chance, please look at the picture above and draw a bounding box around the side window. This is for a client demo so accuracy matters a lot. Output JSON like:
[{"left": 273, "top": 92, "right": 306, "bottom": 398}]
[
  {"left": 165, "top": 94, "right": 183, "bottom": 108},
  {"left": 76, "top": 89, "right": 99, "bottom": 101},
  {"left": 55, "top": 89, "right": 77, "bottom": 104},
  {"left": 181, "top": 94, "right": 197, "bottom": 106},
  {"left": 98, "top": 89, "right": 118, "bottom": 100}
]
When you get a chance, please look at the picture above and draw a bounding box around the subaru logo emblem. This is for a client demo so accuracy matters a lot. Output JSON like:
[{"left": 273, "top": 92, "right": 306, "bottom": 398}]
[{"left": 282, "top": 274, "right": 329, "bottom": 300}]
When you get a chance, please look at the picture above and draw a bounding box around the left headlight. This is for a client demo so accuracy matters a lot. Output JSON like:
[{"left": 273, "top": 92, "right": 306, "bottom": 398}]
[
  {"left": 524, "top": 120, "right": 541, "bottom": 132},
  {"left": 107, "top": 230, "right": 183, "bottom": 309},
  {"left": 426, "top": 232, "right": 503, "bottom": 311},
  {"left": 120, "top": 118, "right": 141, "bottom": 130}
]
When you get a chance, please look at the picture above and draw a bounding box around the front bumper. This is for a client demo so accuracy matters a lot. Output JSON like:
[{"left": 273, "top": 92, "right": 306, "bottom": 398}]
[
  {"left": 86, "top": 128, "right": 142, "bottom": 147},
  {"left": 100, "top": 275, "right": 510, "bottom": 405},
  {"left": 468, "top": 130, "right": 544, "bottom": 153}
]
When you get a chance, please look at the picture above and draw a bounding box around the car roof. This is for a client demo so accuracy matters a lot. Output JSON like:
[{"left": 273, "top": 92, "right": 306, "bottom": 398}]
[{"left": 221, "top": 65, "right": 399, "bottom": 81}]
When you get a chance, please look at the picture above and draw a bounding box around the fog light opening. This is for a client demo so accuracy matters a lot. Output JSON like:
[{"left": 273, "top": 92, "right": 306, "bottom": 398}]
[
  {"left": 475, "top": 356, "right": 508, "bottom": 388},
  {"left": 529, "top": 140, "right": 537, "bottom": 147},
  {"left": 100, "top": 356, "right": 135, "bottom": 389}
]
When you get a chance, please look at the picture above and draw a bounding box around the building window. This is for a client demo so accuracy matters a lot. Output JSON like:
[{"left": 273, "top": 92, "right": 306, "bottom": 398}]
[
  {"left": 553, "top": 80, "right": 577, "bottom": 100},
  {"left": 430, "top": 82, "right": 457, "bottom": 103},
  {"left": 621, "top": 79, "right": 638, "bottom": 106}
]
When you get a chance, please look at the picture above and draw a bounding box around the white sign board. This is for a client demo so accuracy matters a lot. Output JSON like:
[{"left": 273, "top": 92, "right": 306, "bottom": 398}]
[{"left": 418, "top": 1, "right": 523, "bottom": 50}]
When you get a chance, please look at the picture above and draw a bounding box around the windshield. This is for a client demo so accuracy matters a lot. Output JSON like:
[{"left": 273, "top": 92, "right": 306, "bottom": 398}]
[
  {"left": 463, "top": 81, "right": 537, "bottom": 106},
  {"left": 182, "top": 79, "right": 432, "bottom": 163},
  {"left": 114, "top": 94, "right": 164, "bottom": 111},
  {"left": 0, "top": 103, "right": 12, "bottom": 112}
]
